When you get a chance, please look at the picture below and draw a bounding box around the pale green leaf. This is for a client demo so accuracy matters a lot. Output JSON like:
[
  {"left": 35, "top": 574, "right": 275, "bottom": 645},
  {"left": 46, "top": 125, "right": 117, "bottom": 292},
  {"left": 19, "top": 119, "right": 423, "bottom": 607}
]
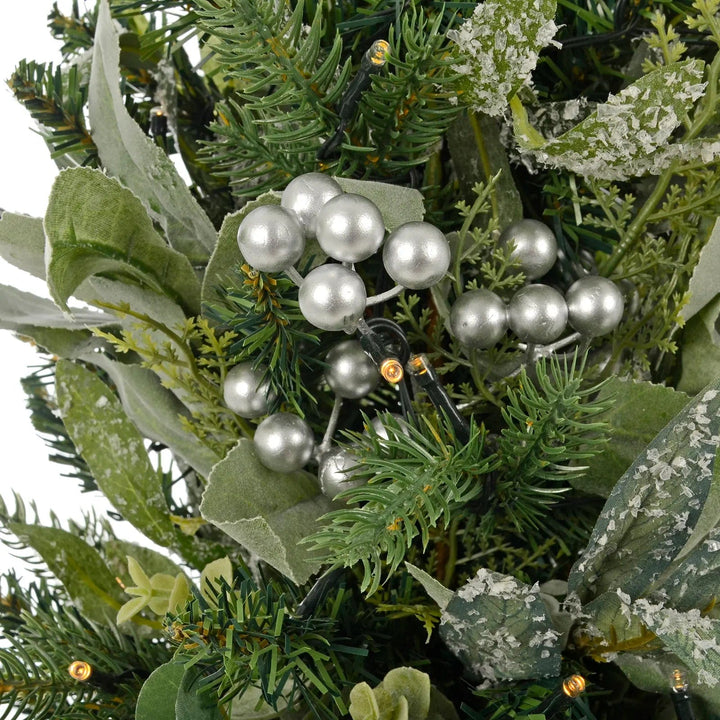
[
  {"left": 678, "top": 294, "right": 720, "bottom": 395},
  {"left": 55, "top": 359, "right": 177, "bottom": 547},
  {"left": 105, "top": 539, "right": 186, "bottom": 582},
  {"left": 89, "top": 0, "right": 216, "bottom": 262},
  {"left": 117, "top": 595, "right": 149, "bottom": 625},
  {"left": 44, "top": 167, "right": 202, "bottom": 315},
  {"left": 405, "top": 562, "right": 454, "bottom": 612},
  {"left": 7, "top": 522, "right": 123, "bottom": 624},
  {"left": 381, "top": 668, "right": 430, "bottom": 719},
  {"left": 0, "top": 212, "right": 46, "bottom": 279},
  {"left": 168, "top": 574, "right": 190, "bottom": 612},
  {"left": 175, "top": 667, "right": 223, "bottom": 720},
  {"left": 439, "top": 568, "right": 561, "bottom": 681},
  {"left": 200, "top": 556, "right": 233, "bottom": 602},
  {"left": 200, "top": 439, "right": 332, "bottom": 585},
  {"left": 573, "top": 377, "right": 689, "bottom": 497},
  {"left": 568, "top": 380, "right": 720, "bottom": 603},
  {"left": 680, "top": 218, "right": 720, "bottom": 323},
  {"left": 127, "top": 556, "right": 151, "bottom": 588},
  {"left": 136, "top": 661, "right": 185, "bottom": 720},
  {"left": 349, "top": 683, "right": 380, "bottom": 720},
  {"left": 14, "top": 327, "right": 97, "bottom": 359}
]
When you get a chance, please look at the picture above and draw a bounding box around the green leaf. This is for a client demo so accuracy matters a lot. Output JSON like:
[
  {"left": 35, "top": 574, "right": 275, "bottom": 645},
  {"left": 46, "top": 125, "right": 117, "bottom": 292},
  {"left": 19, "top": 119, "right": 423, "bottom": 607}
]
[
  {"left": 568, "top": 380, "right": 720, "bottom": 603},
  {"left": 44, "top": 167, "right": 202, "bottom": 316},
  {"left": 382, "top": 668, "right": 431, "bottom": 719},
  {"left": 678, "top": 294, "right": 720, "bottom": 395},
  {"left": 200, "top": 439, "right": 332, "bottom": 585},
  {"left": 6, "top": 522, "right": 123, "bottom": 624},
  {"left": 335, "top": 178, "right": 425, "bottom": 231},
  {"left": 572, "top": 378, "right": 690, "bottom": 497},
  {"left": 86, "top": 355, "right": 221, "bottom": 477},
  {"left": 175, "top": 667, "right": 223, "bottom": 720},
  {"left": 136, "top": 661, "right": 185, "bottom": 720},
  {"left": 439, "top": 568, "right": 562, "bottom": 681},
  {"left": 200, "top": 556, "right": 233, "bottom": 602},
  {"left": 405, "top": 562, "right": 454, "bottom": 612},
  {"left": 89, "top": 0, "right": 216, "bottom": 262},
  {"left": 681, "top": 218, "right": 720, "bottom": 323},
  {"left": 516, "top": 60, "right": 706, "bottom": 180},
  {"left": 0, "top": 212, "right": 46, "bottom": 279},
  {"left": 55, "top": 359, "right": 177, "bottom": 547},
  {"left": 105, "top": 539, "right": 186, "bottom": 584}
]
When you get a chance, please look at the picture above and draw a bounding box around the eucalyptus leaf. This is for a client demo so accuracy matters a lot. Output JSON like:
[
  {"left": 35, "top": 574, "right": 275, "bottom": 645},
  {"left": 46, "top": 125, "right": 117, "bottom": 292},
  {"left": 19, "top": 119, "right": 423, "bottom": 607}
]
[
  {"left": 6, "top": 523, "right": 123, "bottom": 624},
  {"left": 200, "top": 439, "right": 332, "bottom": 585},
  {"left": 568, "top": 381, "right": 720, "bottom": 603},
  {"left": 678, "top": 294, "right": 720, "bottom": 395},
  {"left": 335, "top": 178, "right": 425, "bottom": 231},
  {"left": 572, "top": 377, "right": 689, "bottom": 497},
  {"left": 14, "top": 327, "right": 97, "bottom": 359},
  {"left": 405, "top": 562, "right": 454, "bottom": 611},
  {"left": 176, "top": 666, "right": 223, "bottom": 720},
  {"left": 89, "top": 0, "right": 216, "bottom": 262},
  {"left": 55, "top": 359, "right": 177, "bottom": 547},
  {"left": 136, "top": 661, "right": 185, "bottom": 720},
  {"left": 681, "top": 218, "right": 720, "bottom": 323},
  {"left": 0, "top": 212, "right": 46, "bottom": 279},
  {"left": 439, "top": 568, "right": 561, "bottom": 681},
  {"left": 44, "top": 167, "right": 201, "bottom": 315}
]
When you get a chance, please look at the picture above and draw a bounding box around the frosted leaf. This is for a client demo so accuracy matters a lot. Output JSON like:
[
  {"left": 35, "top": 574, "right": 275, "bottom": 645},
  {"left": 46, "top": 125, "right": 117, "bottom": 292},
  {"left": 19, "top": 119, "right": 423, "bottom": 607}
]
[
  {"left": 448, "top": 0, "right": 559, "bottom": 116},
  {"left": 516, "top": 59, "right": 707, "bottom": 180}
]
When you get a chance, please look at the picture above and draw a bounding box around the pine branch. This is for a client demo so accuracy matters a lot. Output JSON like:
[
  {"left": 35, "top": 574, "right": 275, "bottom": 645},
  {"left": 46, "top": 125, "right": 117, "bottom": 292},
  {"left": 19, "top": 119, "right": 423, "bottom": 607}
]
[{"left": 48, "top": 1, "right": 96, "bottom": 59}]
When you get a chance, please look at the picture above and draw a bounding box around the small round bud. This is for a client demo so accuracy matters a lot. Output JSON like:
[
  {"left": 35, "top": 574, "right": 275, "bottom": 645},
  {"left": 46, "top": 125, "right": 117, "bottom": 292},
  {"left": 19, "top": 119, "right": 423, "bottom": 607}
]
[
  {"left": 508, "top": 284, "right": 568, "bottom": 344},
  {"left": 223, "top": 362, "right": 276, "bottom": 418},
  {"left": 382, "top": 221, "right": 451, "bottom": 289},
  {"left": 281, "top": 173, "right": 343, "bottom": 239},
  {"left": 449, "top": 289, "right": 508, "bottom": 349},
  {"left": 298, "top": 264, "right": 367, "bottom": 331},
  {"left": 318, "top": 448, "right": 365, "bottom": 499},
  {"left": 237, "top": 205, "right": 305, "bottom": 272},
  {"left": 253, "top": 413, "right": 315, "bottom": 473},
  {"left": 565, "top": 276, "right": 625, "bottom": 337},
  {"left": 499, "top": 219, "right": 558, "bottom": 280},
  {"left": 325, "top": 340, "right": 379, "bottom": 399}
]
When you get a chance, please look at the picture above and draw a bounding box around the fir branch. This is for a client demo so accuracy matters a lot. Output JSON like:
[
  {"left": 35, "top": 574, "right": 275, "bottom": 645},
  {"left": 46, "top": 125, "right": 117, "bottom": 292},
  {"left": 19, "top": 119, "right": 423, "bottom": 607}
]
[{"left": 48, "top": 1, "right": 96, "bottom": 59}]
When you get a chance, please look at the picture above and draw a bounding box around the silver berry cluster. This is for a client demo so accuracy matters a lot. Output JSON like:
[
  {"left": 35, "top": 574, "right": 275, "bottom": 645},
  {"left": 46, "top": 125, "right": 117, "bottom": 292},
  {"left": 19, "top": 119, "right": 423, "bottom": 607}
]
[{"left": 449, "top": 219, "right": 625, "bottom": 348}]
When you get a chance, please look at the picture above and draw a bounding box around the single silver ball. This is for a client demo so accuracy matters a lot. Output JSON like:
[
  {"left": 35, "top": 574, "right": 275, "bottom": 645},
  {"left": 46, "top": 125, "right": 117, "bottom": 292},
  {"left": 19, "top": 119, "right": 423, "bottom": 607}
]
[
  {"left": 369, "top": 413, "right": 408, "bottom": 441},
  {"left": 315, "top": 193, "right": 386, "bottom": 262},
  {"left": 449, "top": 289, "right": 508, "bottom": 349},
  {"left": 566, "top": 276, "right": 625, "bottom": 337},
  {"left": 325, "top": 340, "right": 379, "bottom": 399},
  {"left": 237, "top": 205, "right": 305, "bottom": 272},
  {"left": 508, "top": 284, "right": 568, "bottom": 344},
  {"left": 498, "top": 219, "right": 558, "bottom": 280},
  {"left": 253, "top": 412, "right": 315, "bottom": 473},
  {"left": 382, "top": 221, "right": 451, "bottom": 289},
  {"left": 281, "top": 173, "right": 343, "bottom": 239},
  {"left": 318, "top": 448, "right": 365, "bottom": 499},
  {"left": 298, "top": 264, "right": 367, "bottom": 331},
  {"left": 223, "top": 362, "right": 276, "bottom": 418}
]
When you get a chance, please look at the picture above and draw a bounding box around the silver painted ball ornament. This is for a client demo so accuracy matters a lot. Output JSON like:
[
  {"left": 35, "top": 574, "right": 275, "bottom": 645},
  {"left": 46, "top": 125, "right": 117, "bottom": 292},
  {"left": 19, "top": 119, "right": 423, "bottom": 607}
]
[
  {"left": 325, "top": 340, "right": 379, "bottom": 399},
  {"left": 449, "top": 289, "right": 508, "bottom": 349},
  {"left": 253, "top": 412, "right": 315, "bottom": 473},
  {"left": 382, "top": 221, "right": 451, "bottom": 289},
  {"left": 565, "top": 276, "right": 625, "bottom": 337},
  {"left": 369, "top": 413, "right": 408, "bottom": 441},
  {"left": 223, "top": 362, "right": 276, "bottom": 418},
  {"left": 315, "top": 193, "right": 386, "bottom": 262},
  {"left": 237, "top": 205, "right": 305, "bottom": 272},
  {"left": 298, "top": 264, "right": 367, "bottom": 331},
  {"left": 499, "top": 219, "right": 558, "bottom": 280},
  {"left": 508, "top": 284, "right": 568, "bottom": 344},
  {"left": 318, "top": 448, "right": 365, "bottom": 499},
  {"left": 281, "top": 173, "right": 343, "bottom": 239}
]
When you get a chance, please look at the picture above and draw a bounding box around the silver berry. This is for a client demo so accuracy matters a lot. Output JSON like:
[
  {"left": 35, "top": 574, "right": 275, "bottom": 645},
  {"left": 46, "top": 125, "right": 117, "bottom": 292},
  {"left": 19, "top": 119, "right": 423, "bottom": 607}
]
[
  {"left": 325, "top": 340, "right": 379, "bottom": 399},
  {"left": 369, "top": 413, "right": 408, "bottom": 441},
  {"left": 318, "top": 447, "right": 365, "bottom": 499},
  {"left": 565, "top": 275, "right": 625, "bottom": 337},
  {"left": 449, "top": 289, "right": 508, "bottom": 349},
  {"left": 499, "top": 219, "right": 558, "bottom": 280},
  {"left": 223, "top": 362, "right": 276, "bottom": 418},
  {"left": 298, "top": 264, "right": 367, "bottom": 331},
  {"left": 253, "top": 412, "right": 315, "bottom": 473},
  {"left": 382, "top": 221, "right": 451, "bottom": 289},
  {"left": 281, "top": 173, "right": 343, "bottom": 239},
  {"left": 508, "top": 284, "right": 568, "bottom": 344},
  {"left": 315, "top": 193, "right": 386, "bottom": 263},
  {"left": 237, "top": 205, "right": 305, "bottom": 272}
]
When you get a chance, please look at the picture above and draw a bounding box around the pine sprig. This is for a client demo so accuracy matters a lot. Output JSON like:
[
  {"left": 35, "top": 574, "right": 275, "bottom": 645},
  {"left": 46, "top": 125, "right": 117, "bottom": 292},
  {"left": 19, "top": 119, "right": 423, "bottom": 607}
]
[{"left": 306, "top": 413, "right": 497, "bottom": 595}]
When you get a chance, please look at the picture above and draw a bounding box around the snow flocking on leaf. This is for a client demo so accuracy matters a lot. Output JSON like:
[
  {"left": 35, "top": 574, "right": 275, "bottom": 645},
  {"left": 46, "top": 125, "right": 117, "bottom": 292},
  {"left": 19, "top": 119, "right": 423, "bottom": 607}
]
[{"left": 448, "top": 0, "right": 559, "bottom": 117}]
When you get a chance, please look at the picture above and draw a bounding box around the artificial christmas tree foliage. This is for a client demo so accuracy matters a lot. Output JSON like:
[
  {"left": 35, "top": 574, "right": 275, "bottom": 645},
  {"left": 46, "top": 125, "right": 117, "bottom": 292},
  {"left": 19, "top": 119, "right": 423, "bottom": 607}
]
[{"left": 4, "top": 0, "right": 720, "bottom": 718}]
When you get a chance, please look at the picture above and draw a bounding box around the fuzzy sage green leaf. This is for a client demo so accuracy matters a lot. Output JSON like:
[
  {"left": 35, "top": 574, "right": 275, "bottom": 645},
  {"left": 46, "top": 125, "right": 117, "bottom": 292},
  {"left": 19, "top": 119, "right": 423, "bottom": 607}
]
[
  {"left": 136, "top": 661, "right": 185, "bottom": 720},
  {"left": 44, "top": 167, "right": 202, "bottom": 316},
  {"left": 0, "top": 212, "right": 46, "bottom": 279}
]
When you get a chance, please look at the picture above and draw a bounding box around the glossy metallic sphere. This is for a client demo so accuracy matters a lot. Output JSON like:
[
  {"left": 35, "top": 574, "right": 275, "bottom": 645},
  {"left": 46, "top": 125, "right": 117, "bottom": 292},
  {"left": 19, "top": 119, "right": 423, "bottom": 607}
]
[
  {"left": 223, "top": 362, "right": 276, "bottom": 418},
  {"left": 498, "top": 219, "right": 558, "bottom": 280},
  {"left": 315, "top": 193, "right": 386, "bottom": 262},
  {"left": 318, "top": 448, "right": 365, "bottom": 499},
  {"left": 382, "top": 221, "right": 451, "bottom": 289},
  {"left": 566, "top": 276, "right": 625, "bottom": 337},
  {"left": 449, "top": 289, "right": 508, "bottom": 349},
  {"left": 281, "top": 173, "right": 343, "bottom": 239},
  {"left": 237, "top": 205, "right": 305, "bottom": 272},
  {"left": 325, "top": 340, "right": 379, "bottom": 399},
  {"left": 508, "top": 284, "right": 568, "bottom": 344},
  {"left": 298, "top": 264, "right": 367, "bottom": 331},
  {"left": 253, "top": 412, "right": 315, "bottom": 473},
  {"left": 369, "top": 413, "right": 407, "bottom": 441}
]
